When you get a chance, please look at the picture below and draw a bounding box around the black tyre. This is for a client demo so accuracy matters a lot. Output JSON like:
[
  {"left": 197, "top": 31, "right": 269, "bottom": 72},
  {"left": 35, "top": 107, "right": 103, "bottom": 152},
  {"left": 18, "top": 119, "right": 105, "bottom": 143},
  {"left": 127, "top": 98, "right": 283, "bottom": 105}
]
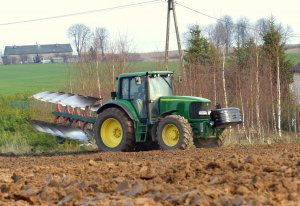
[
  {"left": 194, "top": 137, "right": 223, "bottom": 148},
  {"left": 94, "top": 108, "right": 134, "bottom": 152},
  {"left": 156, "top": 115, "right": 194, "bottom": 150}
]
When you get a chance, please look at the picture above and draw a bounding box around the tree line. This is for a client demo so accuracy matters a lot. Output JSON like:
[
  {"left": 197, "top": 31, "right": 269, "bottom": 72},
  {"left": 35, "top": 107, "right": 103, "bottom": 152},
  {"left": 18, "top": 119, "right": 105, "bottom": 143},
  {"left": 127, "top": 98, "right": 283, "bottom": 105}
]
[{"left": 182, "top": 16, "right": 295, "bottom": 144}]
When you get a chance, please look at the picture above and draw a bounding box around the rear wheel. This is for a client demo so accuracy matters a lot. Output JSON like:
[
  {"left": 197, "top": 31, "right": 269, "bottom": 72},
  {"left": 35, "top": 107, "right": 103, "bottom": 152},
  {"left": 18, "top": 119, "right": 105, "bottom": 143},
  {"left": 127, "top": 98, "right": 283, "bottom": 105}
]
[
  {"left": 156, "top": 115, "right": 194, "bottom": 150},
  {"left": 94, "top": 108, "right": 134, "bottom": 152}
]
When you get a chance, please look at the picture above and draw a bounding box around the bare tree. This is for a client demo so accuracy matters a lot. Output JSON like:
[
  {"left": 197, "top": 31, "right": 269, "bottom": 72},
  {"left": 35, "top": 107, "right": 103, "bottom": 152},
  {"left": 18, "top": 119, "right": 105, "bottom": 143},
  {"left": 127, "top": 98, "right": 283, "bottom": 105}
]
[
  {"left": 236, "top": 17, "right": 250, "bottom": 46},
  {"left": 255, "top": 18, "right": 269, "bottom": 44},
  {"left": 212, "top": 21, "right": 225, "bottom": 49},
  {"left": 276, "top": 24, "right": 294, "bottom": 44},
  {"left": 116, "top": 32, "right": 135, "bottom": 73},
  {"left": 211, "top": 16, "right": 234, "bottom": 54},
  {"left": 204, "top": 24, "right": 215, "bottom": 43},
  {"left": 221, "top": 15, "right": 234, "bottom": 54},
  {"left": 68, "top": 23, "right": 92, "bottom": 58},
  {"left": 95, "top": 27, "right": 109, "bottom": 60},
  {"left": 104, "top": 32, "right": 135, "bottom": 91},
  {"left": 93, "top": 33, "right": 102, "bottom": 100}
]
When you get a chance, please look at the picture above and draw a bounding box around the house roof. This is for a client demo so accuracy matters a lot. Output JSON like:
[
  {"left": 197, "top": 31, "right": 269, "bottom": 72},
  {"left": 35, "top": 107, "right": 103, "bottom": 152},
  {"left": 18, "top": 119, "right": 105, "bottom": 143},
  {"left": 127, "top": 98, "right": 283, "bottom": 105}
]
[
  {"left": 292, "top": 63, "right": 300, "bottom": 73},
  {"left": 4, "top": 44, "right": 73, "bottom": 55}
]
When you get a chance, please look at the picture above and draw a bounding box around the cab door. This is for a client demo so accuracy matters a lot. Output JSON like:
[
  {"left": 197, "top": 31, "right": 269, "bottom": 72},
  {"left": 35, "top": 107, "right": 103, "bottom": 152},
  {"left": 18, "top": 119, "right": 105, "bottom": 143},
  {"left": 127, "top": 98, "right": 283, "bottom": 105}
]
[{"left": 120, "top": 76, "right": 147, "bottom": 119}]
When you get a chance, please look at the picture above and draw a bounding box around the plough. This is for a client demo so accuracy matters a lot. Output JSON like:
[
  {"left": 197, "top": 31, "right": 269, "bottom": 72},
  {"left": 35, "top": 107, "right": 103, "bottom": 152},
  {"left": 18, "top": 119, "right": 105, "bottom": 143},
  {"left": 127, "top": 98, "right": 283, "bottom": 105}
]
[{"left": 31, "top": 91, "right": 101, "bottom": 143}]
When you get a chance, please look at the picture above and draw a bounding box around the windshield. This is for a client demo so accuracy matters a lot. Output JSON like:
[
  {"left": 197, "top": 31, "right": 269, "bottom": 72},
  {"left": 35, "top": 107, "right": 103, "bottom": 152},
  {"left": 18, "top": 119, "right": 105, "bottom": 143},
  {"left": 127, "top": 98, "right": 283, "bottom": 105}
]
[{"left": 149, "top": 76, "right": 173, "bottom": 101}]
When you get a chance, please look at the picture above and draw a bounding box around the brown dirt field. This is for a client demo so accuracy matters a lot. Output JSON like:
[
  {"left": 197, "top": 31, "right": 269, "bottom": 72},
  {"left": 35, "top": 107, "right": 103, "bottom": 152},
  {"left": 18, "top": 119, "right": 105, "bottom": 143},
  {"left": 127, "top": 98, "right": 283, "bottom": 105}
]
[{"left": 0, "top": 143, "right": 300, "bottom": 206}]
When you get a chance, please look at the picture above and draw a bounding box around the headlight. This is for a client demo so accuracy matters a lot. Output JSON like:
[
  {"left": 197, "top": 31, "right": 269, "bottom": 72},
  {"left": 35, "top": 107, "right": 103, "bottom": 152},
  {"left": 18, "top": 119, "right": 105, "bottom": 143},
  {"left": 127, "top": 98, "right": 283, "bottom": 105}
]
[{"left": 198, "top": 111, "right": 211, "bottom": 115}]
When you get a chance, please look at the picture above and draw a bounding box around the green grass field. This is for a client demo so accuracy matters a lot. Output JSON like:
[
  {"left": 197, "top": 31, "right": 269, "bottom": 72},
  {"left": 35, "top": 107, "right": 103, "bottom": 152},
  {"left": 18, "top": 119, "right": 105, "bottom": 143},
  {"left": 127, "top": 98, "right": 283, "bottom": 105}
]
[
  {"left": 286, "top": 53, "right": 300, "bottom": 65},
  {"left": 0, "top": 61, "right": 180, "bottom": 95},
  {"left": 0, "top": 64, "right": 69, "bottom": 95}
]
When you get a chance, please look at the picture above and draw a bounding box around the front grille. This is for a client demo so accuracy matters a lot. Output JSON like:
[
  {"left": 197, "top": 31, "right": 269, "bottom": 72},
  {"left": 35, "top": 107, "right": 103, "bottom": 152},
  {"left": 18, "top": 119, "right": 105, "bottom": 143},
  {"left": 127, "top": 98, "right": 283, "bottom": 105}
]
[{"left": 189, "top": 102, "right": 210, "bottom": 119}]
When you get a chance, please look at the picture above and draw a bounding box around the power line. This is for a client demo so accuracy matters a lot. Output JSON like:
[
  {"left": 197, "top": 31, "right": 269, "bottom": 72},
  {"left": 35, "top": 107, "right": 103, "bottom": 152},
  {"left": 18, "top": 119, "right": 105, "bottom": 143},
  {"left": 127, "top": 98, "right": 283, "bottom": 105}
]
[
  {"left": 176, "top": 2, "right": 224, "bottom": 23},
  {"left": 0, "top": 0, "right": 162, "bottom": 26},
  {"left": 176, "top": 2, "right": 261, "bottom": 33},
  {"left": 176, "top": 2, "right": 300, "bottom": 39}
]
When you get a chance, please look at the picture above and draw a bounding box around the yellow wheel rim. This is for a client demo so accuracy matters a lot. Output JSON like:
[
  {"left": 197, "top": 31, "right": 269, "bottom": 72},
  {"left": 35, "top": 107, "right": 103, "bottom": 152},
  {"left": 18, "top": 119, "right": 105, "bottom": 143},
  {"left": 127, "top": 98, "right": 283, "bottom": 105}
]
[
  {"left": 101, "top": 118, "right": 123, "bottom": 148},
  {"left": 162, "top": 124, "right": 180, "bottom": 147}
]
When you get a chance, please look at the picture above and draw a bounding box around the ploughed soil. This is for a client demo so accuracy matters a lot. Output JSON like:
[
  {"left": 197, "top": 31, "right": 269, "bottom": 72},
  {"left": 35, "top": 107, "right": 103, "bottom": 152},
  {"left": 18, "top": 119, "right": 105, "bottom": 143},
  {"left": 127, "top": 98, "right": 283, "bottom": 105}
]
[{"left": 0, "top": 143, "right": 300, "bottom": 206}]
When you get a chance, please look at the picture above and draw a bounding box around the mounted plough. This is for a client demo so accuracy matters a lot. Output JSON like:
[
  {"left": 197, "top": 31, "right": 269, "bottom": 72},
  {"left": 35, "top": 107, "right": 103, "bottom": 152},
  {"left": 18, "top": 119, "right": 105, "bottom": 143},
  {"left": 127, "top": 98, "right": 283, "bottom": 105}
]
[{"left": 31, "top": 91, "right": 101, "bottom": 144}]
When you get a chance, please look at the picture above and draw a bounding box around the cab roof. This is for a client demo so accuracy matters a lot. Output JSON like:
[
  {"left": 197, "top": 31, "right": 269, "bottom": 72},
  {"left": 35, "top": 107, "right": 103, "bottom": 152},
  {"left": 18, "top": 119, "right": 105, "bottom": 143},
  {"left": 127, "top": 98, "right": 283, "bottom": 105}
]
[{"left": 118, "top": 71, "right": 173, "bottom": 79}]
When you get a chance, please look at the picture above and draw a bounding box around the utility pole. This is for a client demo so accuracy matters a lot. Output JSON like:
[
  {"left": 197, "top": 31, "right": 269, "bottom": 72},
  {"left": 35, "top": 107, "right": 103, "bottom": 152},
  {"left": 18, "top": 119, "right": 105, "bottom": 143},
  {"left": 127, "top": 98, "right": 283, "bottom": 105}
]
[{"left": 165, "top": 0, "right": 185, "bottom": 79}]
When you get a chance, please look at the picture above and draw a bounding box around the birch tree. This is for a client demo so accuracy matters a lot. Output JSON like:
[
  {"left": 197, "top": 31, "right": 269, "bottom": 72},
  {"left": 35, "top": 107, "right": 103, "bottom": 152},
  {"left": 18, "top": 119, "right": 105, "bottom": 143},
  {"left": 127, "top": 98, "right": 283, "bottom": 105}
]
[
  {"left": 220, "top": 15, "right": 234, "bottom": 54},
  {"left": 262, "top": 20, "right": 294, "bottom": 139}
]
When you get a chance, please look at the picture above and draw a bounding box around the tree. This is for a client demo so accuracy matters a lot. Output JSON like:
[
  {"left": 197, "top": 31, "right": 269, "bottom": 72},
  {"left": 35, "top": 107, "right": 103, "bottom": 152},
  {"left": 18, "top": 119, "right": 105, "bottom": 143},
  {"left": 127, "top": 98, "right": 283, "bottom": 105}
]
[
  {"left": 262, "top": 19, "right": 294, "bottom": 138},
  {"left": 95, "top": 27, "right": 109, "bottom": 60},
  {"left": 212, "top": 16, "right": 234, "bottom": 54},
  {"left": 68, "top": 24, "right": 92, "bottom": 58},
  {"left": 255, "top": 18, "right": 270, "bottom": 45},
  {"left": 184, "top": 25, "right": 211, "bottom": 63},
  {"left": 222, "top": 15, "right": 234, "bottom": 54},
  {"left": 236, "top": 17, "right": 250, "bottom": 47},
  {"left": 212, "top": 21, "right": 225, "bottom": 49},
  {"left": 204, "top": 24, "right": 215, "bottom": 43}
]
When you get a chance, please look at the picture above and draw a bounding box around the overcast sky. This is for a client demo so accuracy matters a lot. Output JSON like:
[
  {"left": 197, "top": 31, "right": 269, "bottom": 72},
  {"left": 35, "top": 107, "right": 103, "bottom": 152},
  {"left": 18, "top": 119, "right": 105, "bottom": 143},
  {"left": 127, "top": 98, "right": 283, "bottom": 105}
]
[{"left": 0, "top": 0, "right": 299, "bottom": 54}]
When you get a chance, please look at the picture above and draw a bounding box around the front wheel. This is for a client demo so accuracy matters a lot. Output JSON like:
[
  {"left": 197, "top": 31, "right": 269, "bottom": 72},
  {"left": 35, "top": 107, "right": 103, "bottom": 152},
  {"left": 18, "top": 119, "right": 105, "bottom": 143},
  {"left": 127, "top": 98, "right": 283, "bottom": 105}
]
[
  {"left": 156, "top": 115, "right": 194, "bottom": 150},
  {"left": 94, "top": 108, "right": 134, "bottom": 152}
]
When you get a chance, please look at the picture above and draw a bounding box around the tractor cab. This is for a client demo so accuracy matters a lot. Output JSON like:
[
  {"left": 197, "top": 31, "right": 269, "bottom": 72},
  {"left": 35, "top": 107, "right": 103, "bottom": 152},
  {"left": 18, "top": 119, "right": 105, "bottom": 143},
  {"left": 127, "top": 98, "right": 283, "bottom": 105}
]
[{"left": 117, "top": 71, "right": 173, "bottom": 122}]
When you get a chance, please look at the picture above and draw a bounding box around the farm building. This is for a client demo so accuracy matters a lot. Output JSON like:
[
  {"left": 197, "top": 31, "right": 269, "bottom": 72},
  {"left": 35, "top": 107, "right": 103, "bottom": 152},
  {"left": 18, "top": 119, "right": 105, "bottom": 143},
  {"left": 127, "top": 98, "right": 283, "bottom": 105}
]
[{"left": 1, "top": 44, "right": 73, "bottom": 64}]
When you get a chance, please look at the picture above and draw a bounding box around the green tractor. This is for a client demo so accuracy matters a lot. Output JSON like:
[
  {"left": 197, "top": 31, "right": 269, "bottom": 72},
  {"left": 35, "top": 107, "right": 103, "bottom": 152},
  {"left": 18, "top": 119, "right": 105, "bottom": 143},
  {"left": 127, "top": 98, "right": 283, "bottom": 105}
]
[{"left": 31, "top": 71, "right": 242, "bottom": 151}]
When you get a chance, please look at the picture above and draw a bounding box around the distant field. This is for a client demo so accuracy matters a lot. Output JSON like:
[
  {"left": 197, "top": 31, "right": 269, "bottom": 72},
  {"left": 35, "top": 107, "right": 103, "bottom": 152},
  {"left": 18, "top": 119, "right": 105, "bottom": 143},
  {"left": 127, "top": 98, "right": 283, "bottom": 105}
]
[
  {"left": 0, "top": 64, "right": 69, "bottom": 95},
  {"left": 0, "top": 61, "right": 180, "bottom": 95},
  {"left": 286, "top": 52, "right": 300, "bottom": 65}
]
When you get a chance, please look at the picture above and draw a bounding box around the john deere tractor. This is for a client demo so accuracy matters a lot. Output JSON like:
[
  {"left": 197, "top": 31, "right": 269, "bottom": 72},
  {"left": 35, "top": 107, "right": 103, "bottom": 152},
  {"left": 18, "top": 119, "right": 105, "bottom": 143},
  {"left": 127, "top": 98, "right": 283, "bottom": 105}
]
[{"left": 31, "top": 71, "right": 242, "bottom": 151}]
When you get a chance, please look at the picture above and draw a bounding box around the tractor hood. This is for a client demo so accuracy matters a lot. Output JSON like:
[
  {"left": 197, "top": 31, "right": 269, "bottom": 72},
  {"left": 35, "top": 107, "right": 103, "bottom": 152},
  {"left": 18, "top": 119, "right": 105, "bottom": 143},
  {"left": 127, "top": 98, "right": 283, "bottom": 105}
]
[
  {"left": 159, "top": 96, "right": 211, "bottom": 120},
  {"left": 160, "top": 96, "right": 211, "bottom": 103}
]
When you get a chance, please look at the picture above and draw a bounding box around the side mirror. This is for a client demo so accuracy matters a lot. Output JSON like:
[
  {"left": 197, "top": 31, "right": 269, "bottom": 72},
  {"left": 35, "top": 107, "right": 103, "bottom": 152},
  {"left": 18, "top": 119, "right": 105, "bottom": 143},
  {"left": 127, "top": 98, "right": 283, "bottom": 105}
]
[{"left": 111, "top": 91, "right": 117, "bottom": 99}]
